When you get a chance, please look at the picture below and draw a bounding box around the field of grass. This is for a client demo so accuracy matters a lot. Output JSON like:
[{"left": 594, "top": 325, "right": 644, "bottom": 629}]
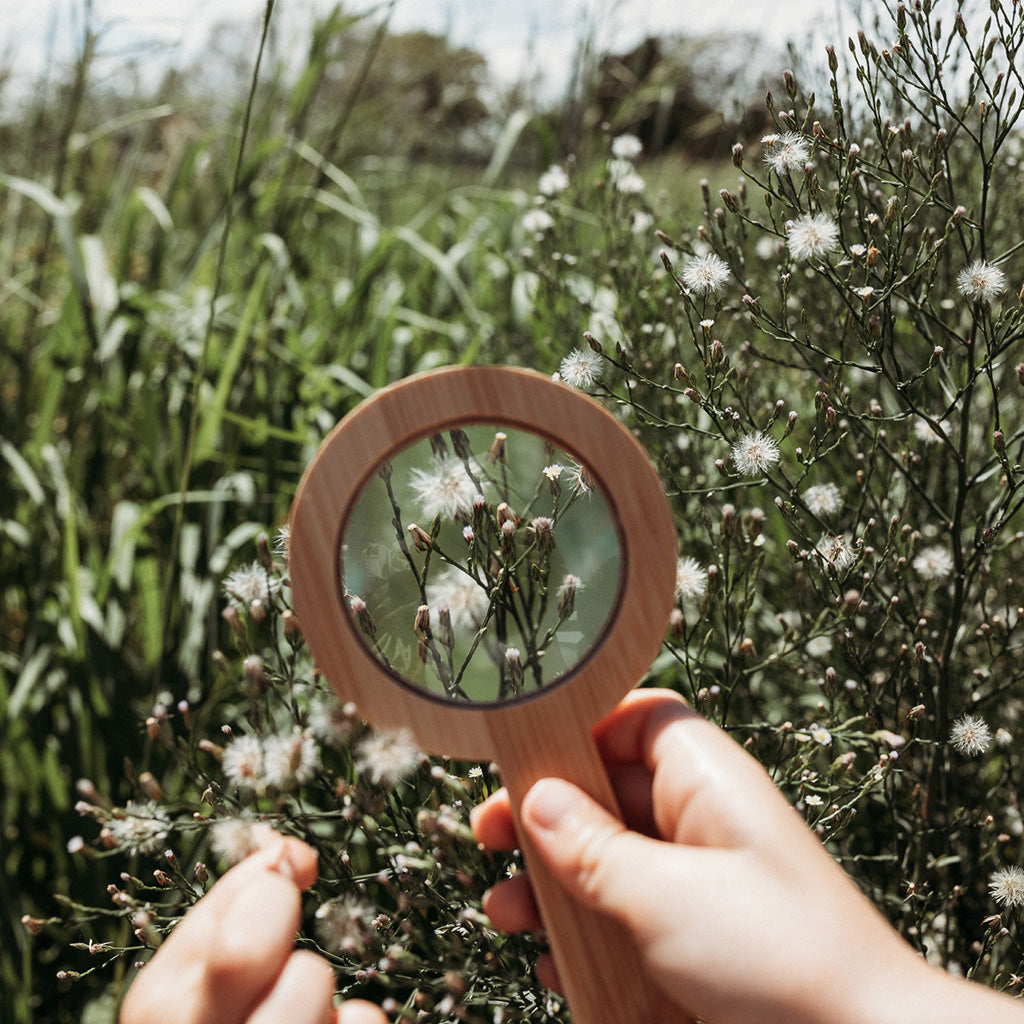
[{"left": 5, "top": 2, "right": 1024, "bottom": 1022}]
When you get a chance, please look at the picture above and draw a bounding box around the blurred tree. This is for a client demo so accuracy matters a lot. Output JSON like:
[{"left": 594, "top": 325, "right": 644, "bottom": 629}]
[{"left": 593, "top": 33, "right": 779, "bottom": 157}]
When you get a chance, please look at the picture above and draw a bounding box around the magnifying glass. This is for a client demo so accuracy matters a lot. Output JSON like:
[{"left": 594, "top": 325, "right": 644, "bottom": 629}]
[{"left": 289, "top": 365, "right": 677, "bottom": 1022}]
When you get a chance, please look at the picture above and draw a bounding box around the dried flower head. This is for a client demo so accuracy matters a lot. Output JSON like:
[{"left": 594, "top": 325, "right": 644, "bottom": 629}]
[
  {"left": 559, "top": 348, "right": 604, "bottom": 389},
  {"left": 989, "top": 866, "right": 1024, "bottom": 908},
  {"left": 957, "top": 259, "right": 1006, "bottom": 304},
  {"left": 410, "top": 454, "right": 477, "bottom": 520},
  {"left": 273, "top": 525, "right": 291, "bottom": 559},
  {"left": 222, "top": 734, "right": 266, "bottom": 790},
  {"left": 803, "top": 482, "right": 842, "bottom": 517},
  {"left": 674, "top": 556, "right": 708, "bottom": 602},
  {"left": 762, "top": 131, "right": 810, "bottom": 174},
  {"left": 316, "top": 893, "right": 377, "bottom": 955},
  {"left": 426, "top": 565, "right": 490, "bottom": 633},
  {"left": 537, "top": 164, "right": 568, "bottom": 196},
  {"left": 611, "top": 133, "right": 643, "bottom": 160},
  {"left": 731, "top": 431, "right": 781, "bottom": 476},
  {"left": 949, "top": 714, "right": 992, "bottom": 756},
  {"left": 308, "top": 695, "right": 359, "bottom": 748},
  {"left": 816, "top": 533, "right": 857, "bottom": 572},
  {"left": 260, "top": 730, "right": 320, "bottom": 791},
  {"left": 521, "top": 208, "right": 554, "bottom": 234},
  {"left": 223, "top": 562, "right": 279, "bottom": 612},
  {"left": 355, "top": 728, "right": 422, "bottom": 788},
  {"left": 913, "top": 545, "right": 955, "bottom": 581},
  {"left": 104, "top": 803, "right": 170, "bottom": 857},
  {"left": 681, "top": 253, "right": 731, "bottom": 296},
  {"left": 914, "top": 418, "right": 951, "bottom": 445},
  {"left": 209, "top": 816, "right": 276, "bottom": 865},
  {"left": 786, "top": 212, "right": 840, "bottom": 262}
]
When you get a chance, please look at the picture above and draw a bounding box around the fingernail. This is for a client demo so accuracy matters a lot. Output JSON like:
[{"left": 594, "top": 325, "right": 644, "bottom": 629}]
[{"left": 524, "top": 778, "right": 578, "bottom": 832}]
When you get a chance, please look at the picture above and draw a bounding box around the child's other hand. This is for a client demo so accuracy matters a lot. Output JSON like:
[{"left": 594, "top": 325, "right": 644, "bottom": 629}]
[{"left": 119, "top": 836, "right": 387, "bottom": 1024}]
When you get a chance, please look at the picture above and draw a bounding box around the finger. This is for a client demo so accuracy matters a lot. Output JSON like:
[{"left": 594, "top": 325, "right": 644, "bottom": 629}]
[
  {"left": 121, "top": 838, "right": 318, "bottom": 1024},
  {"left": 247, "top": 951, "right": 335, "bottom": 1024},
  {"left": 163, "top": 837, "right": 319, "bottom": 954},
  {"left": 534, "top": 952, "right": 561, "bottom": 993},
  {"left": 470, "top": 788, "right": 517, "bottom": 850},
  {"left": 520, "top": 776, "right": 717, "bottom": 951},
  {"left": 336, "top": 999, "right": 390, "bottom": 1024},
  {"left": 593, "top": 689, "right": 803, "bottom": 849},
  {"left": 481, "top": 872, "right": 541, "bottom": 933},
  {"left": 590, "top": 688, "right": 692, "bottom": 765}
]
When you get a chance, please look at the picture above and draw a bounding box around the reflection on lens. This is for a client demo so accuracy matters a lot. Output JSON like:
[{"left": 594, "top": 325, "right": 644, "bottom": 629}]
[{"left": 340, "top": 425, "right": 620, "bottom": 702}]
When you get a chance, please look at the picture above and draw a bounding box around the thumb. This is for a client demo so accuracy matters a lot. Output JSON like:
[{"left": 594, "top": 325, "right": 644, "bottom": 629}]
[{"left": 521, "top": 777, "right": 684, "bottom": 931}]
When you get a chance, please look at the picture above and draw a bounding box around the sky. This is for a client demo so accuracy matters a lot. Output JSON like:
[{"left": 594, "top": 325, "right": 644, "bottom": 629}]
[{"left": 0, "top": 0, "right": 848, "bottom": 102}]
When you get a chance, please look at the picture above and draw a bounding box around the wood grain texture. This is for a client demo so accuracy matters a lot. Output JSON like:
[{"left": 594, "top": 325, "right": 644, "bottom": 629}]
[{"left": 289, "top": 365, "right": 681, "bottom": 1022}]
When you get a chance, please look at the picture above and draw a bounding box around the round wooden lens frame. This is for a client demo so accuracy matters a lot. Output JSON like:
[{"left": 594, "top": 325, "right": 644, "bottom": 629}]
[{"left": 289, "top": 365, "right": 676, "bottom": 762}]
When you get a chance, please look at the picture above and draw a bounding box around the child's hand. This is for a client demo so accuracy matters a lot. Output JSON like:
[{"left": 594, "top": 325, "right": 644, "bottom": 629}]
[
  {"left": 471, "top": 688, "right": 1024, "bottom": 1024},
  {"left": 119, "top": 836, "right": 386, "bottom": 1024}
]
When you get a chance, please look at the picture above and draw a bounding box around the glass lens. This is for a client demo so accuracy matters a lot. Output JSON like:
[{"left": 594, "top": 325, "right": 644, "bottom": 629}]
[{"left": 340, "top": 425, "right": 621, "bottom": 702}]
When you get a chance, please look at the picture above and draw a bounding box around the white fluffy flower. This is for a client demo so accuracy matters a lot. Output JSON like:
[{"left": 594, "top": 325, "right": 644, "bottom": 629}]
[
  {"left": 674, "top": 556, "right": 708, "bottom": 602},
  {"left": 316, "top": 894, "right": 376, "bottom": 955},
  {"left": 223, "top": 562, "right": 280, "bottom": 612},
  {"left": 957, "top": 259, "right": 1006, "bottom": 304},
  {"left": 950, "top": 714, "right": 992, "bottom": 756},
  {"left": 762, "top": 131, "right": 810, "bottom": 174},
  {"left": 786, "top": 212, "right": 840, "bottom": 262},
  {"left": 260, "top": 730, "right": 320, "bottom": 790},
  {"left": 355, "top": 727, "right": 422, "bottom": 788},
  {"left": 222, "top": 734, "right": 265, "bottom": 790},
  {"left": 914, "top": 418, "right": 951, "bottom": 445},
  {"left": 681, "top": 253, "right": 731, "bottom": 296},
  {"left": 731, "top": 431, "right": 781, "bottom": 476},
  {"left": 409, "top": 454, "right": 478, "bottom": 520},
  {"left": 426, "top": 564, "right": 490, "bottom": 633},
  {"left": 559, "top": 347, "right": 604, "bottom": 389},
  {"left": 808, "top": 724, "right": 832, "bottom": 746},
  {"left": 210, "top": 816, "right": 276, "bottom": 865},
  {"left": 308, "top": 695, "right": 358, "bottom": 748},
  {"left": 104, "top": 802, "right": 169, "bottom": 857},
  {"left": 611, "top": 133, "right": 643, "bottom": 160},
  {"left": 521, "top": 208, "right": 554, "bottom": 234},
  {"left": 816, "top": 533, "right": 857, "bottom": 571},
  {"left": 913, "top": 545, "right": 954, "bottom": 581},
  {"left": 803, "top": 482, "right": 842, "bottom": 517},
  {"left": 989, "top": 866, "right": 1024, "bottom": 908},
  {"left": 537, "top": 164, "right": 568, "bottom": 196},
  {"left": 614, "top": 170, "right": 645, "bottom": 194}
]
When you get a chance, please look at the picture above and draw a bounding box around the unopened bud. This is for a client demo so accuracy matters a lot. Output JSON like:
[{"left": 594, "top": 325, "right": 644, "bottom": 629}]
[
  {"left": 503, "top": 647, "right": 524, "bottom": 694},
  {"left": 487, "top": 432, "right": 507, "bottom": 464},
  {"left": 413, "top": 605, "right": 431, "bottom": 638},
  {"left": 407, "top": 523, "right": 432, "bottom": 551},
  {"left": 282, "top": 608, "right": 303, "bottom": 643},
  {"left": 138, "top": 772, "right": 163, "bottom": 802},
  {"left": 349, "top": 595, "right": 376, "bottom": 637}
]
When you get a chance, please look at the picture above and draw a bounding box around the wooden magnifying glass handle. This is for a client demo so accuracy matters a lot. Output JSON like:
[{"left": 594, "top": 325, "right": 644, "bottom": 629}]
[{"left": 493, "top": 725, "right": 682, "bottom": 1023}]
